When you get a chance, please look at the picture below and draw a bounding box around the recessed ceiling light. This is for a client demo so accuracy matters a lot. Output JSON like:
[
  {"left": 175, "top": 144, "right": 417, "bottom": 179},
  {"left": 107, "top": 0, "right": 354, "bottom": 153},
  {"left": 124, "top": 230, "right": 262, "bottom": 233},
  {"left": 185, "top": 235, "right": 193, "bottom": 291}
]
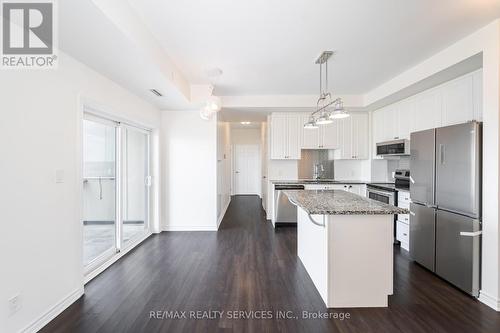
[{"left": 241, "top": 121, "right": 251, "bottom": 125}]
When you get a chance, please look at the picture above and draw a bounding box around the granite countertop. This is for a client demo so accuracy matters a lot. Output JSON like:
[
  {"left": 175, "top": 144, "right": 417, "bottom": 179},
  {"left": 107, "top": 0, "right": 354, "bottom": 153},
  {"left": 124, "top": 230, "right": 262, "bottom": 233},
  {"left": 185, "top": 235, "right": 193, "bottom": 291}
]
[
  {"left": 283, "top": 190, "right": 409, "bottom": 215},
  {"left": 271, "top": 179, "right": 392, "bottom": 185}
]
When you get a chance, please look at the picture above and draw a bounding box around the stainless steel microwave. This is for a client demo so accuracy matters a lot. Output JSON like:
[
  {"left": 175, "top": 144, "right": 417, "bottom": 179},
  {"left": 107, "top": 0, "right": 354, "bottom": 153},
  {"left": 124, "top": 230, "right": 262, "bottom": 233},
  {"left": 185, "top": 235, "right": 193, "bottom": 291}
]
[{"left": 376, "top": 139, "right": 410, "bottom": 156}]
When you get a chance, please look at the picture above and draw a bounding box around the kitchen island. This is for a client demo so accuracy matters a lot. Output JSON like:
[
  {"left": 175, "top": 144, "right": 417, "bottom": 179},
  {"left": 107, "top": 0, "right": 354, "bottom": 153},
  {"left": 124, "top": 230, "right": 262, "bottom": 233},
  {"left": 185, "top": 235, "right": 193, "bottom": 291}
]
[{"left": 284, "top": 189, "right": 408, "bottom": 308}]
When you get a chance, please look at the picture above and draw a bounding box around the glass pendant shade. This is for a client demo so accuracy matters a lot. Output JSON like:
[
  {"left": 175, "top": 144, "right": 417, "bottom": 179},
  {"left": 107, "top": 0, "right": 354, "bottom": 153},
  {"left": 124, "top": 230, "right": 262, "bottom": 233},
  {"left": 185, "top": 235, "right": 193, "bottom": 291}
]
[
  {"left": 330, "top": 109, "right": 349, "bottom": 119},
  {"left": 304, "top": 120, "right": 319, "bottom": 129},
  {"left": 316, "top": 113, "right": 333, "bottom": 125}
]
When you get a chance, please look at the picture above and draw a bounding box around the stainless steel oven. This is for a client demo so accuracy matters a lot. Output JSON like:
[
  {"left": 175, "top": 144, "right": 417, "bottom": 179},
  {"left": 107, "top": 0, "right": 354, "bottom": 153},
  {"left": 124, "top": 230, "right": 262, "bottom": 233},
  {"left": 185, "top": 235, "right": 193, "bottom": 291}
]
[{"left": 366, "top": 186, "right": 395, "bottom": 205}]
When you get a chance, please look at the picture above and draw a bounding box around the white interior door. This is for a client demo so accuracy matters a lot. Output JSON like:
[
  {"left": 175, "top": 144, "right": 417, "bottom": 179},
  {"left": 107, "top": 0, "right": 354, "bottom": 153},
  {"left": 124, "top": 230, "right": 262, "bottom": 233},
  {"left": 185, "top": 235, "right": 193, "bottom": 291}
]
[{"left": 234, "top": 144, "right": 261, "bottom": 195}]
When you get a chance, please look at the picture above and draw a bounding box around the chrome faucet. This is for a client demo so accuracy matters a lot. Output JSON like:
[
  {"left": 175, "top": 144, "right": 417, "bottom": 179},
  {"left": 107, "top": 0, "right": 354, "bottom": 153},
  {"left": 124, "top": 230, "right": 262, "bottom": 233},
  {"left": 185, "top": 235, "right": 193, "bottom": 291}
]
[{"left": 313, "top": 163, "right": 325, "bottom": 180}]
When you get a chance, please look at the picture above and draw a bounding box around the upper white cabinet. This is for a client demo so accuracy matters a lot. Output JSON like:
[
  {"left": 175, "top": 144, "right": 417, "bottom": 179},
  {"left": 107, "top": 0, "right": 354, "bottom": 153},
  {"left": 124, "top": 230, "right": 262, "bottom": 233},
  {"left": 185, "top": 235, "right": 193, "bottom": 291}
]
[
  {"left": 270, "top": 114, "right": 301, "bottom": 159},
  {"left": 441, "top": 74, "right": 473, "bottom": 126},
  {"left": 300, "top": 115, "right": 340, "bottom": 149},
  {"left": 321, "top": 121, "right": 341, "bottom": 149},
  {"left": 372, "top": 109, "right": 385, "bottom": 146},
  {"left": 397, "top": 99, "right": 415, "bottom": 140},
  {"left": 350, "top": 113, "right": 369, "bottom": 159},
  {"left": 472, "top": 70, "right": 483, "bottom": 121},
  {"left": 414, "top": 88, "right": 443, "bottom": 131},
  {"left": 271, "top": 112, "right": 368, "bottom": 160},
  {"left": 372, "top": 70, "right": 482, "bottom": 149}
]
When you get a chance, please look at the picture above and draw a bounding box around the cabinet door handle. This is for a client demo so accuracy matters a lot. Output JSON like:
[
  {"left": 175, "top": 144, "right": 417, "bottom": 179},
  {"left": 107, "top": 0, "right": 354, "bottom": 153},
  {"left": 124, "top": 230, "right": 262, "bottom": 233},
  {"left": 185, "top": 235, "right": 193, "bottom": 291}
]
[{"left": 403, "top": 233, "right": 408, "bottom": 236}]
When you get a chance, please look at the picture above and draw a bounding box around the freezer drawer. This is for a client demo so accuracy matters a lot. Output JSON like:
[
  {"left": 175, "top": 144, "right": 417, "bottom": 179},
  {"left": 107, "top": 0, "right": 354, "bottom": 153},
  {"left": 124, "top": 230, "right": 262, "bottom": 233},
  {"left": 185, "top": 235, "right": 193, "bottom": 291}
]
[
  {"left": 409, "top": 203, "right": 436, "bottom": 272},
  {"left": 410, "top": 129, "right": 435, "bottom": 205},
  {"left": 435, "top": 210, "right": 481, "bottom": 296},
  {"left": 435, "top": 122, "right": 481, "bottom": 218}
]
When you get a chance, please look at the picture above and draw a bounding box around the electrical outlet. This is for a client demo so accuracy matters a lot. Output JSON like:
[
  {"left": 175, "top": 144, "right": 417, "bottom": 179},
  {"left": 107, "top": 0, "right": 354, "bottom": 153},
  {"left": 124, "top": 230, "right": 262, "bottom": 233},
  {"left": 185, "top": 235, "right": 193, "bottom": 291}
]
[{"left": 8, "top": 294, "right": 22, "bottom": 316}]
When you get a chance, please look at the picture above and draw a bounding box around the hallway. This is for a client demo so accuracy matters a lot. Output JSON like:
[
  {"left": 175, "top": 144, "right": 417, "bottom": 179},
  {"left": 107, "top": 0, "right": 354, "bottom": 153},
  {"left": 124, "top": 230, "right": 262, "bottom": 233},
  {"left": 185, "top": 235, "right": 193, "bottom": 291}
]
[{"left": 41, "top": 196, "right": 500, "bottom": 332}]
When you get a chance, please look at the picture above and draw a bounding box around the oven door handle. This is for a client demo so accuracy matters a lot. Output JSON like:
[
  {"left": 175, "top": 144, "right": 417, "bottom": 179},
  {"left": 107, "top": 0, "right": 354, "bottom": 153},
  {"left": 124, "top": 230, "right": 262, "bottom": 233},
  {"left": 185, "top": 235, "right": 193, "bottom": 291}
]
[{"left": 367, "top": 188, "right": 395, "bottom": 197}]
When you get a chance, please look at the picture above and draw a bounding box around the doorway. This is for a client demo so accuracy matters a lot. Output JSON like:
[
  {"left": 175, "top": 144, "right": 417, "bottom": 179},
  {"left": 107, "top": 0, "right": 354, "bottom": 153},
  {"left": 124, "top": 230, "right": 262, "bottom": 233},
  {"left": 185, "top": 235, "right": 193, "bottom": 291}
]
[
  {"left": 233, "top": 144, "right": 261, "bottom": 195},
  {"left": 82, "top": 113, "right": 151, "bottom": 276}
]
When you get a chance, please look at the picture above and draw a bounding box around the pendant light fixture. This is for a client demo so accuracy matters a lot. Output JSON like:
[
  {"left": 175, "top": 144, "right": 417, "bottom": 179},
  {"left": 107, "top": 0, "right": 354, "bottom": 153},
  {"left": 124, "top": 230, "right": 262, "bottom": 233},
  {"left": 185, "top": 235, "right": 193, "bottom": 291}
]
[{"left": 304, "top": 51, "right": 349, "bottom": 129}]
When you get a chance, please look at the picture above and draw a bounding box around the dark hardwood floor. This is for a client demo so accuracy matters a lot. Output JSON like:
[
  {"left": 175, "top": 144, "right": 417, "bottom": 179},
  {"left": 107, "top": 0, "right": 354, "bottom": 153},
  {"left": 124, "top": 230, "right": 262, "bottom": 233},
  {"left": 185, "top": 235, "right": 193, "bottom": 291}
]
[{"left": 42, "top": 195, "right": 500, "bottom": 333}]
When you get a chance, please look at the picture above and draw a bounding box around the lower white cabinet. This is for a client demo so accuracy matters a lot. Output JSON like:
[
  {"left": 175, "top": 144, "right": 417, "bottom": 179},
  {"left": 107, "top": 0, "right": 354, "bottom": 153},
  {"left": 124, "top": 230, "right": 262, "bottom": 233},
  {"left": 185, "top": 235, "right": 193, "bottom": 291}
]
[
  {"left": 396, "top": 221, "right": 409, "bottom": 251},
  {"left": 396, "top": 190, "right": 410, "bottom": 251},
  {"left": 303, "top": 183, "right": 366, "bottom": 196}
]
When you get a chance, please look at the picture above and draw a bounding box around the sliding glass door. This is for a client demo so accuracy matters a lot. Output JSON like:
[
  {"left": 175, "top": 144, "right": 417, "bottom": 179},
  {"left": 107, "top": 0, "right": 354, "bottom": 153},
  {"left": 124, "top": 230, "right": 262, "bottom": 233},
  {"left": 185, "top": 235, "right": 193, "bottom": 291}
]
[
  {"left": 83, "top": 113, "right": 151, "bottom": 274},
  {"left": 122, "top": 126, "right": 150, "bottom": 245},
  {"left": 83, "top": 117, "right": 117, "bottom": 267}
]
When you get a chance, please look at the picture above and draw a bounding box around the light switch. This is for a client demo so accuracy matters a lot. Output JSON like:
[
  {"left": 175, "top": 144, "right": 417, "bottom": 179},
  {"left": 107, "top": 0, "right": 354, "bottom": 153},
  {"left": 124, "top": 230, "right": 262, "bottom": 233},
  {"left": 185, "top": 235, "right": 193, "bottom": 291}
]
[{"left": 55, "top": 169, "right": 65, "bottom": 183}]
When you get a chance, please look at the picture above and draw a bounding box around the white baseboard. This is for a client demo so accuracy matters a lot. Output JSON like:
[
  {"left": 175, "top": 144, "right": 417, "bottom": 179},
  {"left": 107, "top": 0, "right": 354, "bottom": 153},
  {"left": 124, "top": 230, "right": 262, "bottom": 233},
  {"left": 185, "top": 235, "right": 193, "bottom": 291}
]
[
  {"left": 217, "top": 198, "right": 231, "bottom": 229},
  {"left": 21, "top": 287, "right": 84, "bottom": 333},
  {"left": 479, "top": 290, "right": 500, "bottom": 311},
  {"left": 162, "top": 225, "right": 218, "bottom": 231}
]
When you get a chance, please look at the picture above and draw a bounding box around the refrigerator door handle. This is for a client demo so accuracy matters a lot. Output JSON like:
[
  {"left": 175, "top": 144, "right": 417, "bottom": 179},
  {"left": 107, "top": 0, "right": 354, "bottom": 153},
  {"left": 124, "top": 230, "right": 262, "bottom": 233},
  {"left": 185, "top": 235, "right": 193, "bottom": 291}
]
[
  {"left": 439, "top": 144, "right": 445, "bottom": 165},
  {"left": 459, "top": 231, "right": 482, "bottom": 237}
]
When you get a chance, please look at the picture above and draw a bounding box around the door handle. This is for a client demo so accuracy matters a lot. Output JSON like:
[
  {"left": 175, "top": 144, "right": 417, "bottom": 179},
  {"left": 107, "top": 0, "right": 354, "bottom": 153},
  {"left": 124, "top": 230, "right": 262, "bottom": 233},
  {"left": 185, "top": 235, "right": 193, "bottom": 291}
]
[
  {"left": 235, "top": 171, "right": 240, "bottom": 174},
  {"left": 439, "top": 144, "right": 445, "bottom": 165},
  {"left": 409, "top": 211, "right": 415, "bottom": 216},
  {"left": 409, "top": 176, "right": 415, "bottom": 184},
  {"left": 460, "top": 231, "right": 482, "bottom": 237}
]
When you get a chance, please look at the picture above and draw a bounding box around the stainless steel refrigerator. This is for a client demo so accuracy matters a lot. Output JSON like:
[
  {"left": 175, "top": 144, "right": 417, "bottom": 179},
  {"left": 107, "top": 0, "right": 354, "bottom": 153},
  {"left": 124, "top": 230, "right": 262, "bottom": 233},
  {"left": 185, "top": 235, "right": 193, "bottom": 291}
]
[{"left": 410, "top": 122, "right": 482, "bottom": 297}]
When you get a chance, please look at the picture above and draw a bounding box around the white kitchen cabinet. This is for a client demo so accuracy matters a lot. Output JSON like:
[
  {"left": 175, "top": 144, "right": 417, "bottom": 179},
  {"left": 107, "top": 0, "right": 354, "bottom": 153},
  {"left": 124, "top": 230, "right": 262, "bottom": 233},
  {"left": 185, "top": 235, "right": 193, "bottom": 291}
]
[
  {"left": 337, "top": 117, "right": 352, "bottom": 159},
  {"left": 441, "top": 75, "right": 474, "bottom": 126},
  {"left": 397, "top": 99, "right": 416, "bottom": 140},
  {"left": 372, "top": 105, "right": 399, "bottom": 144},
  {"left": 321, "top": 121, "right": 340, "bottom": 149},
  {"left": 397, "top": 191, "right": 411, "bottom": 208},
  {"left": 372, "top": 70, "right": 483, "bottom": 153},
  {"left": 337, "top": 113, "right": 368, "bottom": 160},
  {"left": 383, "top": 105, "right": 399, "bottom": 141},
  {"left": 301, "top": 115, "right": 320, "bottom": 149},
  {"left": 472, "top": 70, "right": 483, "bottom": 121},
  {"left": 347, "top": 184, "right": 366, "bottom": 196},
  {"left": 287, "top": 115, "right": 301, "bottom": 159},
  {"left": 350, "top": 113, "right": 369, "bottom": 159},
  {"left": 270, "top": 114, "right": 301, "bottom": 159},
  {"left": 270, "top": 114, "right": 287, "bottom": 159},
  {"left": 300, "top": 115, "right": 340, "bottom": 149},
  {"left": 414, "top": 88, "right": 442, "bottom": 131},
  {"left": 304, "top": 184, "right": 346, "bottom": 191},
  {"left": 396, "top": 221, "right": 409, "bottom": 251}
]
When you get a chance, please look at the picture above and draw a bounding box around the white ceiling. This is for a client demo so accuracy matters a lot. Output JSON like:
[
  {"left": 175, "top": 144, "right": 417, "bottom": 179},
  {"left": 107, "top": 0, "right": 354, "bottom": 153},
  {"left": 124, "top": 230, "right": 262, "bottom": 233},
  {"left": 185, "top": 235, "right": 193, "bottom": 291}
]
[{"left": 129, "top": 0, "right": 500, "bottom": 96}]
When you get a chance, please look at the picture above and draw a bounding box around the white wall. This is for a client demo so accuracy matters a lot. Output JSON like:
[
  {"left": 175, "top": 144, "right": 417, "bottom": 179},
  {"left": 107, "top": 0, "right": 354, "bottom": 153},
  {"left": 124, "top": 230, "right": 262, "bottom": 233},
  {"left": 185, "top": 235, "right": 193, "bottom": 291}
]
[
  {"left": 334, "top": 160, "right": 371, "bottom": 181},
  {"left": 161, "top": 111, "right": 218, "bottom": 231},
  {"left": 0, "top": 52, "right": 161, "bottom": 333},
  {"left": 231, "top": 128, "right": 261, "bottom": 145},
  {"left": 217, "top": 120, "right": 231, "bottom": 225}
]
